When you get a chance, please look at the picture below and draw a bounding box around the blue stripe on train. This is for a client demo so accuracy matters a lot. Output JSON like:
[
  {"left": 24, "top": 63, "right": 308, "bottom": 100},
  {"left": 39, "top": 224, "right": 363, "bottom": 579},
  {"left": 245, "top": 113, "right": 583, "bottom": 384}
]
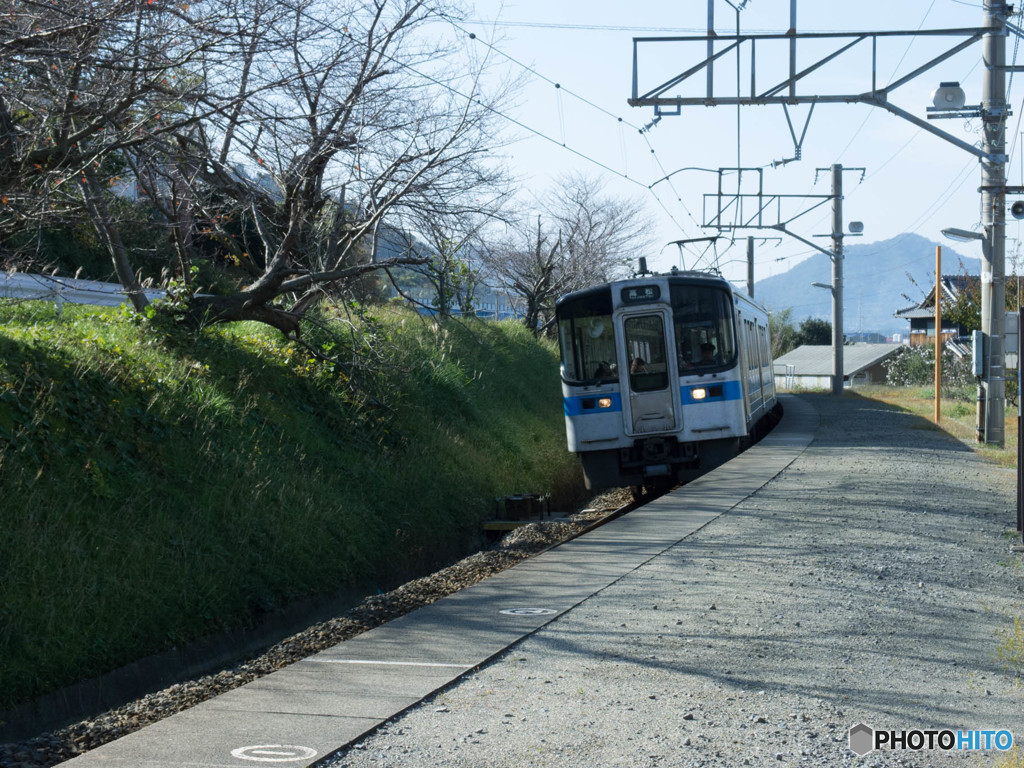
[
  {"left": 563, "top": 392, "right": 623, "bottom": 416},
  {"left": 679, "top": 379, "right": 743, "bottom": 405},
  {"left": 565, "top": 379, "right": 743, "bottom": 416}
]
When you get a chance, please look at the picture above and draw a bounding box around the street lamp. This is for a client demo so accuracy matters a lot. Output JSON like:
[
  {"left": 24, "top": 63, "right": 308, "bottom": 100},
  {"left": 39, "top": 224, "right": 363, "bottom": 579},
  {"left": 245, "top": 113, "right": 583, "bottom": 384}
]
[{"left": 940, "top": 227, "right": 985, "bottom": 243}]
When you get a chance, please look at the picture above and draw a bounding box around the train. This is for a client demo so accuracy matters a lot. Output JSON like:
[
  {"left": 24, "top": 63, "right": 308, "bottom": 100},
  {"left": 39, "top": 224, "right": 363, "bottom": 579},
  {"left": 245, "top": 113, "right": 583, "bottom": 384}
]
[{"left": 555, "top": 265, "right": 780, "bottom": 495}]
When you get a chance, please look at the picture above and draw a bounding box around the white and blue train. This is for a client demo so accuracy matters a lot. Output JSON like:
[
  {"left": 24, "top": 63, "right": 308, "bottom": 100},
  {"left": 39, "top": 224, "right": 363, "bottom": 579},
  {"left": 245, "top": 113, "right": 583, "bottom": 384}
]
[{"left": 556, "top": 268, "right": 779, "bottom": 494}]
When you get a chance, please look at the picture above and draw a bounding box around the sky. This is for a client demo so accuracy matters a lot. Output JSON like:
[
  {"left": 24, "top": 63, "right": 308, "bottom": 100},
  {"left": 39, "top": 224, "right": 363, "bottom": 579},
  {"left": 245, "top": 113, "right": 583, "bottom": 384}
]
[{"left": 450, "top": 0, "right": 1024, "bottom": 289}]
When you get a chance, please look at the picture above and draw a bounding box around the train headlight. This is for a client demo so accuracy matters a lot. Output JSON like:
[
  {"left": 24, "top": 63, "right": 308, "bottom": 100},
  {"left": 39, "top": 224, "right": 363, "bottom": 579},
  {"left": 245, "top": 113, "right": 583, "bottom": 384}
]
[
  {"left": 598, "top": 397, "right": 613, "bottom": 409},
  {"left": 691, "top": 387, "right": 707, "bottom": 401}
]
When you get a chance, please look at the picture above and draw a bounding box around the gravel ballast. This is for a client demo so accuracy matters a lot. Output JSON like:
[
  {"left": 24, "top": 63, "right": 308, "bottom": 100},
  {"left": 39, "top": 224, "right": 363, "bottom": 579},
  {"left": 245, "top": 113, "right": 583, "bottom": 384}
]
[{"left": 323, "top": 394, "right": 1024, "bottom": 768}]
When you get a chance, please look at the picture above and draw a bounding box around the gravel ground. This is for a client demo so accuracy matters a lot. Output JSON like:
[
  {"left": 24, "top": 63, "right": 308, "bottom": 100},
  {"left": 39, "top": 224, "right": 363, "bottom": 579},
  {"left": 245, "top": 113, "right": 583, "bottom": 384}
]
[{"left": 320, "top": 394, "right": 1024, "bottom": 768}]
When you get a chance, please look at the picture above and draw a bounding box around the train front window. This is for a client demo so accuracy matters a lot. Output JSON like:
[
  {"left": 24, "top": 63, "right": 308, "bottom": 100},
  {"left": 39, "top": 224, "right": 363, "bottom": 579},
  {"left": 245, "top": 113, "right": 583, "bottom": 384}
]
[
  {"left": 670, "top": 284, "right": 736, "bottom": 372},
  {"left": 556, "top": 289, "right": 618, "bottom": 383},
  {"left": 623, "top": 315, "right": 669, "bottom": 392}
]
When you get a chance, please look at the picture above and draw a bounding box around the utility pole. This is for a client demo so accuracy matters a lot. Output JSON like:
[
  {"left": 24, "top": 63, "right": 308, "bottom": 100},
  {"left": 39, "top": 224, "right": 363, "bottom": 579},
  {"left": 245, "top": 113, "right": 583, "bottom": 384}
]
[
  {"left": 981, "top": 0, "right": 1008, "bottom": 446},
  {"left": 746, "top": 236, "right": 754, "bottom": 298},
  {"left": 698, "top": 163, "right": 858, "bottom": 397},
  {"left": 936, "top": 246, "right": 942, "bottom": 425},
  {"left": 831, "top": 164, "right": 844, "bottom": 397}
]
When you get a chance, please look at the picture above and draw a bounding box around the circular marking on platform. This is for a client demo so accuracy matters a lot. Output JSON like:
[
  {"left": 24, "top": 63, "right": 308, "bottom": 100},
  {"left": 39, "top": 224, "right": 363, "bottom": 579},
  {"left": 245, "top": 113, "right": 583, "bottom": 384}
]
[
  {"left": 230, "top": 744, "right": 318, "bottom": 762},
  {"left": 499, "top": 607, "right": 558, "bottom": 616}
]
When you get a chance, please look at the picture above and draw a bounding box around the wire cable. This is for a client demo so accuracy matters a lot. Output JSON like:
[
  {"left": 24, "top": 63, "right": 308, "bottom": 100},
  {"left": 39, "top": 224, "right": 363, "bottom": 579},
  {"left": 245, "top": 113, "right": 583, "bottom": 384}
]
[
  {"left": 447, "top": 19, "right": 644, "bottom": 131},
  {"left": 447, "top": 19, "right": 699, "bottom": 237}
]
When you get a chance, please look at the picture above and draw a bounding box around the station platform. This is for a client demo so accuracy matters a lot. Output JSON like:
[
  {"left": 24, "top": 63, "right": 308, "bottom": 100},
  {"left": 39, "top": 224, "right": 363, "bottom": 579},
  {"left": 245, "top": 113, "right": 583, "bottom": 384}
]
[{"left": 60, "top": 397, "right": 819, "bottom": 767}]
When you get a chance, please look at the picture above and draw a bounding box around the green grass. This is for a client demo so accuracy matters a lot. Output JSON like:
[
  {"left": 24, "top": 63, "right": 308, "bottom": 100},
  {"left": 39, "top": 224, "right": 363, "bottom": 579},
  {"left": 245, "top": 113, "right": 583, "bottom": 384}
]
[
  {"left": 0, "top": 301, "right": 584, "bottom": 712},
  {"left": 988, "top": 746, "right": 1024, "bottom": 768},
  {"left": 996, "top": 615, "right": 1024, "bottom": 678}
]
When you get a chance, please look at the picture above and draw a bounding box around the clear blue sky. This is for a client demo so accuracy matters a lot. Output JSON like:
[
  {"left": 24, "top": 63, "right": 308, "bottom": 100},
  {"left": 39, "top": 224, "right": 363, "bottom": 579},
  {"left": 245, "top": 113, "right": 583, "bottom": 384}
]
[{"left": 455, "top": 0, "right": 1024, "bottom": 287}]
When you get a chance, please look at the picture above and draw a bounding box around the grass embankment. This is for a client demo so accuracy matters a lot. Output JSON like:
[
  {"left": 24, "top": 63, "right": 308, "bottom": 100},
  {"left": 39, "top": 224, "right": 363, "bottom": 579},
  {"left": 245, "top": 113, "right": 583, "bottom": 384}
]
[{"left": 0, "top": 301, "right": 584, "bottom": 713}]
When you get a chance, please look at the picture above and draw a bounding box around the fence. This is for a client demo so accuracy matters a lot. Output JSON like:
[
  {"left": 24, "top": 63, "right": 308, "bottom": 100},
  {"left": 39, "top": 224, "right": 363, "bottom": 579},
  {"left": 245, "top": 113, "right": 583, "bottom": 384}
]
[{"left": 1, "top": 272, "right": 165, "bottom": 311}]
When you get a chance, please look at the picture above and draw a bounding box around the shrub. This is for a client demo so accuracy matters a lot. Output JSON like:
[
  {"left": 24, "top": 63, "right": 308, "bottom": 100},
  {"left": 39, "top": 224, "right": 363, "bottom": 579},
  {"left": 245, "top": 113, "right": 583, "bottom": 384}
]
[{"left": 883, "top": 345, "right": 975, "bottom": 398}]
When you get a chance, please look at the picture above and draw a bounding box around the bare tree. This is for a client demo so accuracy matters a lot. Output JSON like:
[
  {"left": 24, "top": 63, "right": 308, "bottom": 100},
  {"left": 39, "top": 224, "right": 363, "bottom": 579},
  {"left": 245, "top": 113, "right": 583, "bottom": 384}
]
[
  {"left": 406, "top": 207, "right": 510, "bottom": 318},
  {"left": 545, "top": 171, "right": 654, "bottom": 289},
  {"left": 1, "top": 0, "right": 232, "bottom": 305},
  {"left": 1, "top": 0, "right": 515, "bottom": 335},
  {"left": 483, "top": 173, "right": 654, "bottom": 334},
  {"left": 482, "top": 214, "right": 558, "bottom": 331}
]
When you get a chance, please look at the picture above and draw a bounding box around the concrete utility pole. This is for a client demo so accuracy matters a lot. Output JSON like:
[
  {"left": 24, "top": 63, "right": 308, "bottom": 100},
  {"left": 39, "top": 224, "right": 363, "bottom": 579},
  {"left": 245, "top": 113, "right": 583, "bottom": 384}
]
[
  {"left": 746, "top": 236, "right": 754, "bottom": 298},
  {"left": 981, "top": 0, "right": 1008, "bottom": 446},
  {"left": 831, "top": 164, "right": 844, "bottom": 397},
  {"left": 699, "top": 164, "right": 856, "bottom": 396},
  {"left": 935, "top": 246, "right": 942, "bottom": 425}
]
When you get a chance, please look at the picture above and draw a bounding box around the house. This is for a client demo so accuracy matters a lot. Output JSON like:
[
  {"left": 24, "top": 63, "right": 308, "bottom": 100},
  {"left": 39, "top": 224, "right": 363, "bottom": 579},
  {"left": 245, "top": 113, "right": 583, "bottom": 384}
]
[
  {"left": 893, "top": 275, "right": 975, "bottom": 347},
  {"left": 773, "top": 343, "right": 903, "bottom": 390}
]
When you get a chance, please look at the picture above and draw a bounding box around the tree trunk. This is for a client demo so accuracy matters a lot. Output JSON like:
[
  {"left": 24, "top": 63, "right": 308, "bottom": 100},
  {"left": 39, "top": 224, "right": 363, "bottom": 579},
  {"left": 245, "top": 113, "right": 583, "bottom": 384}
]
[{"left": 81, "top": 172, "right": 151, "bottom": 313}]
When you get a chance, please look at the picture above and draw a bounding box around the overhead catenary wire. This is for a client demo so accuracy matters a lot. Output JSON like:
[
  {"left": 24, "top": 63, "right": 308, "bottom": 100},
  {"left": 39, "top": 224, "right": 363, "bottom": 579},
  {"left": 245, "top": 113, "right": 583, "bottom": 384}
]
[
  {"left": 445, "top": 19, "right": 700, "bottom": 238},
  {"left": 446, "top": 19, "right": 645, "bottom": 132},
  {"left": 317, "top": 14, "right": 680, "bottom": 215},
  {"left": 450, "top": 6, "right": 1004, "bottom": 287},
  {"left": 460, "top": 6, "right": 976, "bottom": 286}
]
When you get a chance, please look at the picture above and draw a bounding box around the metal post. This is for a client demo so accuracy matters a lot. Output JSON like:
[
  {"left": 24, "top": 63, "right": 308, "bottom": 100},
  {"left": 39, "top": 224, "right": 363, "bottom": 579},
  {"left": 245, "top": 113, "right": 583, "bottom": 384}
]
[
  {"left": 707, "top": 0, "right": 714, "bottom": 99},
  {"left": 747, "top": 236, "right": 754, "bottom": 298},
  {"left": 1018, "top": 311, "right": 1023, "bottom": 538},
  {"left": 789, "top": 0, "right": 797, "bottom": 100},
  {"left": 935, "top": 246, "right": 942, "bottom": 424},
  {"left": 831, "top": 164, "right": 844, "bottom": 396},
  {"left": 1017, "top": 310, "right": 1023, "bottom": 538},
  {"left": 981, "top": 1, "right": 1007, "bottom": 446}
]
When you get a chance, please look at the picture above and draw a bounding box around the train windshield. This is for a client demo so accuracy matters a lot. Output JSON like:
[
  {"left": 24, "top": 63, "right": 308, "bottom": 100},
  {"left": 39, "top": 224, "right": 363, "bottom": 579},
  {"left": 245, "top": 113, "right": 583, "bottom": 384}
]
[
  {"left": 557, "top": 288, "right": 618, "bottom": 383},
  {"left": 670, "top": 284, "right": 737, "bottom": 372}
]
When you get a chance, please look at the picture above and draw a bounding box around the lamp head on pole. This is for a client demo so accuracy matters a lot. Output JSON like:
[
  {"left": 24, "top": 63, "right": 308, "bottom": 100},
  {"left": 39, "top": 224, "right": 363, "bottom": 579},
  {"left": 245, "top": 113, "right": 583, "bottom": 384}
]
[
  {"left": 941, "top": 227, "right": 985, "bottom": 243},
  {"left": 811, "top": 281, "right": 834, "bottom": 295}
]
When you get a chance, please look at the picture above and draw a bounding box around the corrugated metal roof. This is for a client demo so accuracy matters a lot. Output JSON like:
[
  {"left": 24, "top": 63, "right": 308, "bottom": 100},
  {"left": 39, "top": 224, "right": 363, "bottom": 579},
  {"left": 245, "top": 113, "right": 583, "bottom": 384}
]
[{"left": 772, "top": 343, "right": 903, "bottom": 377}]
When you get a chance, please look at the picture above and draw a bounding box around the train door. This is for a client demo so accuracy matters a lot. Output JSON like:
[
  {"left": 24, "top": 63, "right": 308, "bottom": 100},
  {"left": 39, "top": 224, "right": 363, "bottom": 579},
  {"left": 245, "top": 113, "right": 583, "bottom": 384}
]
[{"left": 619, "top": 310, "right": 679, "bottom": 435}]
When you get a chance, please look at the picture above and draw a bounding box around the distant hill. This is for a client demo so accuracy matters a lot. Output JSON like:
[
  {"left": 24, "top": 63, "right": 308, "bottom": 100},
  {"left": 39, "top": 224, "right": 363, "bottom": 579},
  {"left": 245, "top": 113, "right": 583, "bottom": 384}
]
[{"left": 752, "top": 233, "right": 980, "bottom": 337}]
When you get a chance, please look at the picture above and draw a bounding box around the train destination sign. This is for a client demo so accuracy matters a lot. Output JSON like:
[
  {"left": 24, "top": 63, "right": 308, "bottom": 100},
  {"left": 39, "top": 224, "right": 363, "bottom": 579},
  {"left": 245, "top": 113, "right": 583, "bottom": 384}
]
[{"left": 621, "top": 285, "right": 660, "bottom": 303}]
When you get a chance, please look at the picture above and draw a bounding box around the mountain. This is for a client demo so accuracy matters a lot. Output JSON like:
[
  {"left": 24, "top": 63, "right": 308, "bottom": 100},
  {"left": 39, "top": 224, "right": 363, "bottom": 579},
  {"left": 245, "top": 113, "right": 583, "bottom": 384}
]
[{"left": 751, "top": 233, "right": 980, "bottom": 337}]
